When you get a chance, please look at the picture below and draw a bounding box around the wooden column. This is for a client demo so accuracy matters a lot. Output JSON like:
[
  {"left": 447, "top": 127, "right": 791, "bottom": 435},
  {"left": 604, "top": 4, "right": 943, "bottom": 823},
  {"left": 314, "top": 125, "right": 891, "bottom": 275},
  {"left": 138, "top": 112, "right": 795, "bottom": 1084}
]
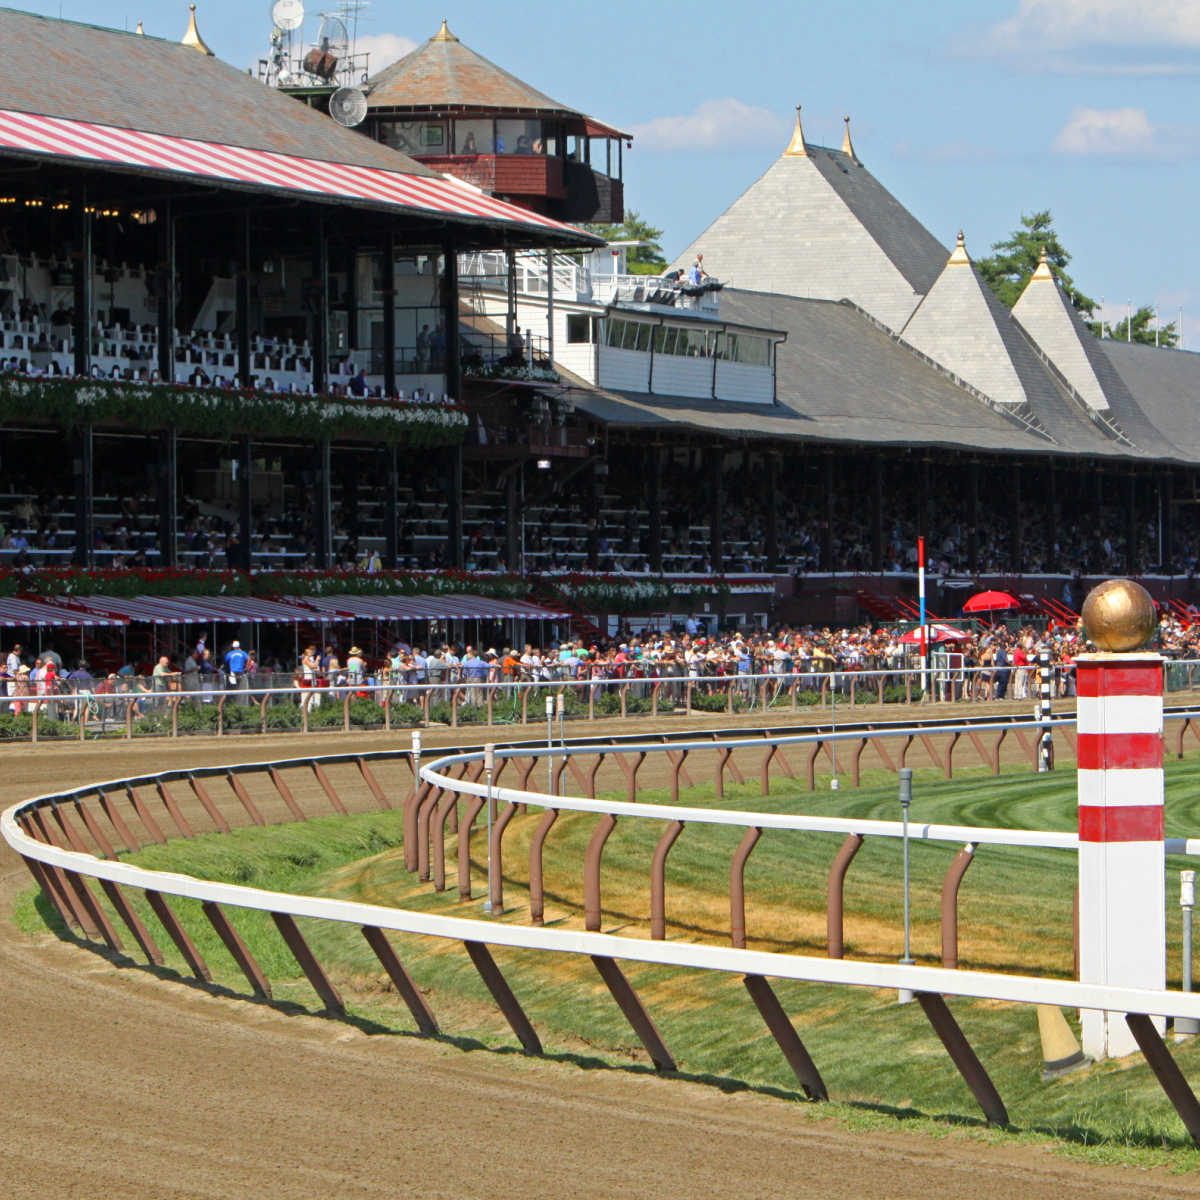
[
  {"left": 311, "top": 212, "right": 328, "bottom": 393},
  {"left": 1126, "top": 472, "right": 1138, "bottom": 574},
  {"left": 648, "top": 445, "right": 663, "bottom": 573},
  {"left": 156, "top": 196, "right": 175, "bottom": 383},
  {"left": 870, "top": 456, "right": 883, "bottom": 572},
  {"left": 384, "top": 445, "right": 398, "bottom": 567},
  {"left": 968, "top": 460, "right": 980, "bottom": 576},
  {"left": 442, "top": 235, "right": 461, "bottom": 401},
  {"left": 710, "top": 446, "right": 724, "bottom": 573},
  {"left": 314, "top": 437, "right": 332, "bottom": 568},
  {"left": 72, "top": 424, "right": 94, "bottom": 568},
  {"left": 822, "top": 453, "right": 834, "bottom": 570},
  {"left": 1009, "top": 463, "right": 1022, "bottom": 572},
  {"left": 237, "top": 433, "right": 253, "bottom": 571},
  {"left": 765, "top": 452, "right": 780, "bottom": 572},
  {"left": 157, "top": 428, "right": 177, "bottom": 567},
  {"left": 445, "top": 444, "right": 463, "bottom": 568},
  {"left": 236, "top": 209, "right": 252, "bottom": 386},
  {"left": 382, "top": 234, "right": 396, "bottom": 395},
  {"left": 72, "top": 191, "right": 92, "bottom": 378}
]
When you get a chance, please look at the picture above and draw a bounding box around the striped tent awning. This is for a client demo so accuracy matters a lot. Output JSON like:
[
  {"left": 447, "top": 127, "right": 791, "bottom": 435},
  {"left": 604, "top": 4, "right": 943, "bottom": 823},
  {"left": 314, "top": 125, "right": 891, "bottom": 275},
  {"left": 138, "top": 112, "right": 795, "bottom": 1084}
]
[
  {"left": 0, "top": 596, "right": 128, "bottom": 627},
  {"left": 0, "top": 107, "right": 584, "bottom": 236},
  {"left": 296, "top": 593, "right": 570, "bottom": 621}
]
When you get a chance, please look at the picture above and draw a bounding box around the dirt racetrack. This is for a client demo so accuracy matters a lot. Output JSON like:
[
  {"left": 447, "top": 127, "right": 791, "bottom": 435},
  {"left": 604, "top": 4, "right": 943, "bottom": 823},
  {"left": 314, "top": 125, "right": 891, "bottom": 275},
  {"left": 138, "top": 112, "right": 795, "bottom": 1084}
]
[{"left": 0, "top": 728, "right": 1194, "bottom": 1199}]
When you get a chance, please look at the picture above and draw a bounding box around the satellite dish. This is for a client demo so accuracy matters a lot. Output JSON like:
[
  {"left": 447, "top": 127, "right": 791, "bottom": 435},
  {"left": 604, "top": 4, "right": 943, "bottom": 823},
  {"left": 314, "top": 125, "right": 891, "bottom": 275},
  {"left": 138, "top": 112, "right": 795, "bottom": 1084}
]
[
  {"left": 316, "top": 15, "right": 349, "bottom": 58},
  {"left": 329, "top": 86, "right": 368, "bottom": 127},
  {"left": 271, "top": 0, "right": 304, "bottom": 32}
]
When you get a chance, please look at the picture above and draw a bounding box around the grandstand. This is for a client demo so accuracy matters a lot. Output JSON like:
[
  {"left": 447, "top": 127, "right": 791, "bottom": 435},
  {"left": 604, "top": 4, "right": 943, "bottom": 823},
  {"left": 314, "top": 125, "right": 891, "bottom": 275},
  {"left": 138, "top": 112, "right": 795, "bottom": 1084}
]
[{"left": 0, "top": 8, "right": 1197, "bottom": 645}]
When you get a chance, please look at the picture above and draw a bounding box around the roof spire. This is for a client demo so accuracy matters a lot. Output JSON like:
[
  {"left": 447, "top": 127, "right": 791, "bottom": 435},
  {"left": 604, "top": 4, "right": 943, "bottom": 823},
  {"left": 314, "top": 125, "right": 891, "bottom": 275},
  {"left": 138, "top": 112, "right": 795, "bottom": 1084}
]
[
  {"left": 841, "top": 115, "right": 859, "bottom": 163},
  {"left": 432, "top": 17, "right": 459, "bottom": 42},
  {"left": 135, "top": 19, "right": 145, "bottom": 35},
  {"left": 949, "top": 229, "right": 970, "bottom": 265},
  {"left": 181, "top": 4, "right": 214, "bottom": 55},
  {"left": 1031, "top": 244, "right": 1054, "bottom": 281},
  {"left": 784, "top": 105, "right": 809, "bottom": 157}
]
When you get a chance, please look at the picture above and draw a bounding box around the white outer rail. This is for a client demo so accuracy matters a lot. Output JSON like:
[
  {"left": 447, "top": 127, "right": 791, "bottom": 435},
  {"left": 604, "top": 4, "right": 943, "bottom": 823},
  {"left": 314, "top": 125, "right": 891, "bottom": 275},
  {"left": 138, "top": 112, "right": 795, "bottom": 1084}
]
[
  {"left": 420, "top": 731, "right": 1200, "bottom": 856},
  {"left": 5, "top": 795, "right": 1200, "bottom": 1021}
]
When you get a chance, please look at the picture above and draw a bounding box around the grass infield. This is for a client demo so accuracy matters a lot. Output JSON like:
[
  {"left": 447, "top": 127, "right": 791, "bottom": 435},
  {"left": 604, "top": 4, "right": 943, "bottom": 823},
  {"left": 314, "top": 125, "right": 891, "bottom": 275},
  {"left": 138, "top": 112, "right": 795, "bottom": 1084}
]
[{"left": 15, "top": 757, "right": 1200, "bottom": 1166}]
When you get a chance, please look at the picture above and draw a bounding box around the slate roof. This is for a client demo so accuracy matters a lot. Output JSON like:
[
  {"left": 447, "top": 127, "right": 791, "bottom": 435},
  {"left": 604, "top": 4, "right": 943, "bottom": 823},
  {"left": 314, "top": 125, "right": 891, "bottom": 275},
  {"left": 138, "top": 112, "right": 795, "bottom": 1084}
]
[
  {"left": 0, "top": 7, "right": 439, "bottom": 175},
  {"left": 1093, "top": 340, "right": 1200, "bottom": 462},
  {"left": 899, "top": 239, "right": 1128, "bottom": 455},
  {"left": 670, "top": 132, "right": 945, "bottom": 332},
  {"left": 570, "top": 290, "right": 1062, "bottom": 455},
  {"left": 1011, "top": 266, "right": 1179, "bottom": 457},
  {"left": 365, "top": 21, "right": 629, "bottom": 138}
]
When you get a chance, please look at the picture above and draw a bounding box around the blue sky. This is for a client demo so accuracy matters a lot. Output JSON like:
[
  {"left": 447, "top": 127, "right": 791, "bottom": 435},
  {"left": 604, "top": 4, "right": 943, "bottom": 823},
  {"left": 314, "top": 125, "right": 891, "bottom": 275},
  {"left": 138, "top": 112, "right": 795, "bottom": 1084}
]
[{"left": 18, "top": 0, "right": 1200, "bottom": 342}]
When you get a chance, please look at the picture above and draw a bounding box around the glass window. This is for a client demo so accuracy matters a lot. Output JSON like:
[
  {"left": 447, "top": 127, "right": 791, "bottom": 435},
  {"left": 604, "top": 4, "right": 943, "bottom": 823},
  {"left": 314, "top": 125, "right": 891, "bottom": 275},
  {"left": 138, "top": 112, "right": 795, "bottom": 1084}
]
[
  {"left": 379, "top": 119, "right": 447, "bottom": 155},
  {"left": 566, "top": 314, "right": 591, "bottom": 344},
  {"left": 620, "top": 321, "right": 640, "bottom": 350},
  {"left": 727, "top": 333, "right": 769, "bottom": 365},
  {"left": 454, "top": 119, "right": 493, "bottom": 155},
  {"left": 635, "top": 323, "right": 652, "bottom": 351},
  {"left": 605, "top": 319, "right": 624, "bottom": 347},
  {"left": 496, "top": 118, "right": 545, "bottom": 155}
]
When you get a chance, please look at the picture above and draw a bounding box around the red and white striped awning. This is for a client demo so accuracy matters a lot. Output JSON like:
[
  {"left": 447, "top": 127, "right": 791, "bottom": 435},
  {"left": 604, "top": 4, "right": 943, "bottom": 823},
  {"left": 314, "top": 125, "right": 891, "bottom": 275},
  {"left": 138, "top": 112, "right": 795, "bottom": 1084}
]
[
  {"left": 297, "top": 593, "right": 569, "bottom": 621},
  {"left": 0, "top": 107, "right": 584, "bottom": 236},
  {"left": 0, "top": 596, "right": 127, "bottom": 627}
]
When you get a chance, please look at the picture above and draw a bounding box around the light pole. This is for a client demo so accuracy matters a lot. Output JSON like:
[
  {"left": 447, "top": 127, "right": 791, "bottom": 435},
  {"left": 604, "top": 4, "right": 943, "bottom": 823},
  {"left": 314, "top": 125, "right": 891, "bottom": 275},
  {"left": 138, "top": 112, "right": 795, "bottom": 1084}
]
[
  {"left": 545, "top": 693, "right": 555, "bottom": 796},
  {"left": 829, "top": 671, "right": 839, "bottom": 790},
  {"left": 1180, "top": 870, "right": 1198, "bottom": 1038},
  {"left": 898, "top": 767, "right": 915, "bottom": 1003},
  {"left": 483, "top": 743, "right": 495, "bottom": 915}
]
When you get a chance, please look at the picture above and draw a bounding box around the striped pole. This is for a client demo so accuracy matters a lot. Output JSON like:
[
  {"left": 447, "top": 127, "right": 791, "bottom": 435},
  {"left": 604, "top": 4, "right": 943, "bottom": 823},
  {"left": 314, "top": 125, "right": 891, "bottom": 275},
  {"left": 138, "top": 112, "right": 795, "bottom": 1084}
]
[
  {"left": 1076, "top": 652, "right": 1165, "bottom": 1059},
  {"left": 1038, "top": 648, "right": 1053, "bottom": 772}
]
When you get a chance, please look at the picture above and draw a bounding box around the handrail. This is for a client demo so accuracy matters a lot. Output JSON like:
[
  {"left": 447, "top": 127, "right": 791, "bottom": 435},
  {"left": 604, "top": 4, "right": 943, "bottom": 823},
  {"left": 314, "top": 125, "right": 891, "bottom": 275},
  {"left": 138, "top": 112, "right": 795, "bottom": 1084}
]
[{"left": 5, "top": 789, "right": 1200, "bottom": 1022}]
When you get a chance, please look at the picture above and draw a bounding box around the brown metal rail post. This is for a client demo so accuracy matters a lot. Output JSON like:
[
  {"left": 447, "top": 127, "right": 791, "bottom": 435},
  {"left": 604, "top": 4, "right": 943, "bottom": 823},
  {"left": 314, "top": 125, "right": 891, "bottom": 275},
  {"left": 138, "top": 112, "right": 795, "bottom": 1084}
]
[
  {"left": 202, "top": 900, "right": 271, "bottom": 999},
  {"left": 271, "top": 911, "right": 345, "bottom": 1016},
  {"left": 743, "top": 973, "right": 828, "bottom": 1100},
  {"left": 584, "top": 813, "right": 618, "bottom": 932},
  {"left": 457, "top": 793, "right": 486, "bottom": 900},
  {"left": 650, "top": 820, "right": 685, "bottom": 940},
  {"left": 488, "top": 800, "right": 518, "bottom": 914},
  {"left": 916, "top": 992, "right": 1008, "bottom": 1126},
  {"left": 361, "top": 926, "right": 438, "bottom": 1036},
  {"left": 826, "top": 833, "right": 864, "bottom": 958},
  {"left": 730, "top": 827, "right": 762, "bottom": 949},
  {"left": 528, "top": 808, "right": 559, "bottom": 924},
  {"left": 463, "top": 940, "right": 541, "bottom": 1054},
  {"left": 591, "top": 955, "right": 676, "bottom": 1071},
  {"left": 940, "top": 843, "right": 976, "bottom": 969},
  {"left": 1125, "top": 1013, "right": 1200, "bottom": 1144}
]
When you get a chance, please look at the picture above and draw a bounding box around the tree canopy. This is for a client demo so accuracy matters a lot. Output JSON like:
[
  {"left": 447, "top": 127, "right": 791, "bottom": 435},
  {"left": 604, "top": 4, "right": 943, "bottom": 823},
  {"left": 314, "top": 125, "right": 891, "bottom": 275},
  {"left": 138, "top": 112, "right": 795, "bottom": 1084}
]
[
  {"left": 583, "top": 210, "right": 667, "bottom": 275},
  {"left": 978, "top": 210, "right": 1176, "bottom": 347},
  {"left": 1091, "top": 305, "right": 1179, "bottom": 348},
  {"left": 976, "top": 210, "right": 1097, "bottom": 316}
]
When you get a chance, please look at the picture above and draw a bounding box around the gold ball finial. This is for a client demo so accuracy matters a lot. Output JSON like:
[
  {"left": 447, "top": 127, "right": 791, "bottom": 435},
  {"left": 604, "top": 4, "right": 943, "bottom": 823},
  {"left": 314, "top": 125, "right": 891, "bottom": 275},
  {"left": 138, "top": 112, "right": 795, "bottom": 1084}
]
[{"left": 1081, "top": 578, "right": 1158, "bottom": 652}]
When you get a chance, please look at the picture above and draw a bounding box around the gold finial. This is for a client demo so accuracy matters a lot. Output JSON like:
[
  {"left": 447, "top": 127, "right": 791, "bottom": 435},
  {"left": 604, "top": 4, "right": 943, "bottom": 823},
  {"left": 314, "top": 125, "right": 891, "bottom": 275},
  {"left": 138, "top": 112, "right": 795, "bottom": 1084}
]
[
  {"left": 784, "top": 105, "right": 809, "bottom": 157},
  {"left": 432, "top": 17, "right": 459, "bottom": 42},
  {"left": 1031, "top": 244, "right": 1054, "bottom": 281},
  {"left": 1081, "top": 578, "right": 1158, "bottom": 652},
  {"left": 135, "top": 19, "right": 145, "bottom": 34},
  {"left": 181, "top": 4, "right": 214, "bottom": 55},
  {"left": 948, "top": 229, "right": 970, "bottom": 265},
  {"left": 842, "top": 115, "right": 859, "bottom": 163}
]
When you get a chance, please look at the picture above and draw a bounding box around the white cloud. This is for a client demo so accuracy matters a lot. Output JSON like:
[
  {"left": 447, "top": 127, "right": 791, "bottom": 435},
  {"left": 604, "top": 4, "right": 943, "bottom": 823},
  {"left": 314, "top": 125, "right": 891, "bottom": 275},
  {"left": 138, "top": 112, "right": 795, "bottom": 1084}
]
[
  {"left": 630, "top": 99, "right": 790, "bottom": 153},
  {"left": 1052, "top": 106, "right": 1157, "bottom": 155},
  {"left": 985, "top": 1, "right": 1200, "bottom": 50},
  {"left": 356, "top": 33, "right": 417, "bottom": 74}
]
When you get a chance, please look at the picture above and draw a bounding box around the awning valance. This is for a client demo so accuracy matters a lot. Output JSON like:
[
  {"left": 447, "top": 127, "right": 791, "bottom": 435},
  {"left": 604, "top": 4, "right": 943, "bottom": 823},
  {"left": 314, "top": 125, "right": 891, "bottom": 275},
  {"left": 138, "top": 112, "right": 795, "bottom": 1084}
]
[
  {"left": 0, "top": 597, "right": 127, "bottom": 627},
  {"left": 0, "top": 107, "right": 587, "bottom": 237}
]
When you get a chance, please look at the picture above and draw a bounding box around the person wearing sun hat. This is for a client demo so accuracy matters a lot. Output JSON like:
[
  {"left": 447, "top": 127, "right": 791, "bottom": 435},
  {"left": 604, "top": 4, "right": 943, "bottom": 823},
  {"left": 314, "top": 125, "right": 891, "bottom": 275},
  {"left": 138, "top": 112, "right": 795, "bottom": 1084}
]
[{"left": 346, "top": 645, "right": 367, "bottom": 695}]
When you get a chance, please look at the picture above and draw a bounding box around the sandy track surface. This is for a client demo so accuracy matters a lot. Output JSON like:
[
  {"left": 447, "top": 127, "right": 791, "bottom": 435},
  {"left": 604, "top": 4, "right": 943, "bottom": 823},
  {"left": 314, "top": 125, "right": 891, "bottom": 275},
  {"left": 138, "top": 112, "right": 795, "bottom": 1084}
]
[{"left": 0, "top": 732, "right": 1192, "bottom": 1199}]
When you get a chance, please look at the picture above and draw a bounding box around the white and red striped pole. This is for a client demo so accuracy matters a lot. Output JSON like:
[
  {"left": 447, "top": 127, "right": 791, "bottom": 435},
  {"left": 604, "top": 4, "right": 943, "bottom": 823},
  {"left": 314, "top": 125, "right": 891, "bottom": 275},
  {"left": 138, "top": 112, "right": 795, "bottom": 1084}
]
[{"left": 1076, "top": 651, "right": 1165, "bottom": 1059}]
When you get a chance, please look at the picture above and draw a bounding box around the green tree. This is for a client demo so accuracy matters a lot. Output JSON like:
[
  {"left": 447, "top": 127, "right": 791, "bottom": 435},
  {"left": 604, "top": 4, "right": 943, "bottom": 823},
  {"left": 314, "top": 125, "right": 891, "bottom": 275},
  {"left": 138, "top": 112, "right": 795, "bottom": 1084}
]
[
  {"left": 583, "top": 210, "right": 666, "bottom": 275},
  {"left": 1092, "top": 305, "right": 1179, "bottom": 348},
  {"left": 977, "top": 210, "right": 1097, "bottom": 316}
]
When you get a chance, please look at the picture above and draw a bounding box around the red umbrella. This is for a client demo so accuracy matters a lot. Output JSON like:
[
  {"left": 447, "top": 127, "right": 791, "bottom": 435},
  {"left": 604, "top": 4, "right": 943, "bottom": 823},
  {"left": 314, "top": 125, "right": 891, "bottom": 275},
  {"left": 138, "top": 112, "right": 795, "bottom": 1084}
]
[
  {"left": 962, "top": 590, "right": 1020, "bottom": 614},
  {"left": 899, "top": 623, "right": 972, "bottom": 645}
]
